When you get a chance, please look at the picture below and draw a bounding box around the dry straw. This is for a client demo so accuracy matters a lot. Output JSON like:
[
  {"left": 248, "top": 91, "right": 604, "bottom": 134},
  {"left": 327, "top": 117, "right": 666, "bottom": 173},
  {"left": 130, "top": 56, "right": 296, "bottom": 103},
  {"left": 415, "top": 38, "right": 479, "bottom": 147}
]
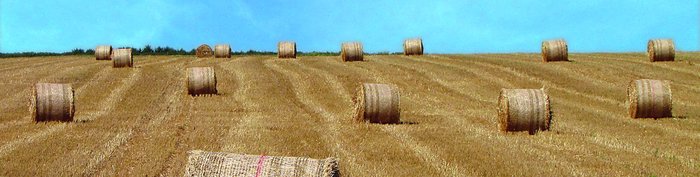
[
  {"left": 403, "top": 38, "right": 424, "bottom": 55},
  {"left": 185, "top": 150, "right": 339, "bottom": 177},
  {"left": 187, "top": 67, "right": 217, "bottom": 95},
  {"left": 112, "top": 48, "right": 133, "bottom": 68},
  {"left": 196, "top": 44, "right": 213, "bottom": 58},
  {"left": 30, "top": 83, "right": 75, "bottom": 122},
  {"left": 541, "top": 39, "right": 568, "bottom": 62},
  {"left": 498, "top": 89, "right": 551, "bottom": 134},
  {"left": 278, "top": 41, "right": 297, "bottom": 58},
  {"left": 647, "top": 39, "right": 675, "bottom": 62},
  {"left": 214, "top": 44, "right": 231, "bottom": 58},
  {"left": 95, "top": 45, "right": 112, "bottom": 60},
  {"left": 628, "top": 79, "right": 672, "bottom": 118},
  {"left": 354, "top": 83, "right": 400, "bottom": 124},
  {"left": 341, "top": 42, "right": 363, "bottom": 62}
]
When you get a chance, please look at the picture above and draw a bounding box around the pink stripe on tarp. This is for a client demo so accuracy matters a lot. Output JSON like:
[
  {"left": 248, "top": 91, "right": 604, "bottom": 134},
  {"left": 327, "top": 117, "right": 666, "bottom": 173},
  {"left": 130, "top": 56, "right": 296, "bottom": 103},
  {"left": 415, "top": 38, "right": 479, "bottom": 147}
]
[{"left": 255, "top": 154, "right": 267, "bottom": 177}]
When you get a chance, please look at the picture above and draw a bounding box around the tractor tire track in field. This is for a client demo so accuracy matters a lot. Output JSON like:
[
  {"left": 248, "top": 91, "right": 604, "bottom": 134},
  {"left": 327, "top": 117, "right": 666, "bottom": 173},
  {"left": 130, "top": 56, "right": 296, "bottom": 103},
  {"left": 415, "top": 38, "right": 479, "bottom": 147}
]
[
  {"left": 569, "top": 54, "right": 700, "bottom": 113},
  {"left": 76, "top": 57, "right": 180, "bottom": 122},
  {"left": 0, "top": 57, "right": 74, "bottom": 74},
  {"left": 340, "top": 57, "right": 589, "bottom": 176},
  {"left": 490, "top": 53, "right": 624, "bottom": 90},
  {"left": 218, "top": 57, "right": 330, "bottom": 159},
  {"left": 302, "top": 59, "right": 492, "bottom": 176},
  {"left": 0, "top": 123, "right": 68, "bottom": 158},
  {"left": 464, "top": 55, "right": 624, "bottom": 107},
  {"left": 1, "top": 58, "right": 89, "bottom": 83},
  {"left": 339, "top": 62, "right": 474, "bottom": 177},
  {"left": 587, "top": 54, "right": 700, "bottom": 79},
  {"left": 218, "top": 58, "right": 260, "bottom": 153},
  {"left": 85, "top": 60, "right": 186, "bottom": 176},
  {"left": 572, "top": 53, "right": 700, "bottom": 89},
  {"left": 255, "top": 59, "right": 335, "bottom": 153},
  {"left": 325, "top": 60, "right": 517, "bottom": 176},
  {"left": 0, "top": 58, "right": 33, "bottom": 69},
  {"left": 2, "top": 55, "right": 700, "bottom": 176},
  {"left": 420, "top": 55, "right": 699, "bottom": 170},
  {"left": 264, "top": 60, "right": 378, "bottom": 176},
  {"left": 0, "top": 57, "right": 59, "bottom": 70},
  {"left": 0, "top": 58, "right": 92, "bottom": 104},
  {"left": 0, "top": 61, "right": 105, "bottom": 131},
  {"left": 0, "top": 69, "right": 142, "bottom": 159},
  {"left": 391, "top": 56, "right": 503, "bottom": 103},
  {"left": 370, "top": 55, "right": 699, "bottom": 174},
  {"left": 447, "top": 54, "right": 700, "bottom": 114},
  {"left": 21, "top": 57, "right": 184, "bottom": 176},
  {"left": 508, "top": 53, "right": 700, "bottom": 113},
  {"left": 579, "top": 54, "right": 700, "bottom": 106},
  {"left": 156, "top": 96, "right": 193, "bottom": 176},
  {"left": 555, "top": 98, "right": 699, "bottom": 169},
  {"left": 75, "top": 70, "right": 143, "bottom": 122},
  {"left": 459, "top": 55, "right": 700, "bottom": 131},
  {"left": 0, "top": 57, "right": 177, "bottom": 123},
  {"left": 0, "top": 63, "right": 107, "bottom": 131},
  {"left": 157, "top": 57, "right": 224, "bottom": 176},
  {"left": 0, "top": 58, "right": 177, "bottom": 160},
  {"left": 436, "top": 55, "right": 697, "bottom": 134}
]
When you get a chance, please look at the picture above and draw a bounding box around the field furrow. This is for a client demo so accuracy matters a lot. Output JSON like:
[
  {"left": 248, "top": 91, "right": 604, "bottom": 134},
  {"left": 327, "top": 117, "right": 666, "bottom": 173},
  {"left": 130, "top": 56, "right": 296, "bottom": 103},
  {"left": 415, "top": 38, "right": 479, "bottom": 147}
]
[
  {"left": 216, "top": 57, "right": 332, "bottom": 172},
  {"left": 1, "top": 54, "right": 699, "bottom": 176},
  {"left": 423, "top": 54, "right": 699, "bottom": 174},
  {"left": 356, "top": 58, "right": 593, "bottom": 175},
  {"left": 0, "top": 57, "right": 181, "bottom": 176}
]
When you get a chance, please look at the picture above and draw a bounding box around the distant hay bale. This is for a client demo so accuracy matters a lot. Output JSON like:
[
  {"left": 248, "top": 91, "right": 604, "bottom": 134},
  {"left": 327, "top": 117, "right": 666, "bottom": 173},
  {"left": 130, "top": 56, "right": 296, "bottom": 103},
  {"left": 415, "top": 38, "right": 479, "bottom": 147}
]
[
  {"left": 541, "top": 39, "right": 568, "bottom": 62},
  {"left": 278, "top": 41, "right": 297, "bottom": 58},
  {"left": 112, "top": 48, "right": 133, "bottom": 68},
  {"left": 628, "top": 79, "right": 672, "bottom": 118},
  {"left": 185, "top": 150, "right": 339, "bottom": 177},
  {"left": 498, "top": 89, "right": 551, "bottom": 134},
  {"left": 647, "top": 39, "right": 675, "bottom": 62},
  {"left": 30, "top": 83, "right": 75, "bottom": 122},
  {"left": 403, "top": 38, "right": 424, "bottom": 55},
  {"left": 214, "top": 44, "right": 231, "bottom": 58},
  {"left": 341, "top": 42, "right": 363, "bottom": 62},
  {"left": 187, "top": 67, "right": 217, "bottom": 96},
  {"left": 196, "top": 44, "right": 213, "bottom": 58},
  {"left": 354, "top": 83, "right": 400, "bottom": 124},
  {"left": 95, "top": 45, "right": 112, "bottom": 60}
]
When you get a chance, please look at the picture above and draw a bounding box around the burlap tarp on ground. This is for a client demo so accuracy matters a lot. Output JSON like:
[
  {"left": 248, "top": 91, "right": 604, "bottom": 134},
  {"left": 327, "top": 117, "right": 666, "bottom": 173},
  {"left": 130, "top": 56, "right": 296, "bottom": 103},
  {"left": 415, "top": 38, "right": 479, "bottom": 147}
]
[{"left": 185, "top": 150, "right": 339, "bottom": 177}]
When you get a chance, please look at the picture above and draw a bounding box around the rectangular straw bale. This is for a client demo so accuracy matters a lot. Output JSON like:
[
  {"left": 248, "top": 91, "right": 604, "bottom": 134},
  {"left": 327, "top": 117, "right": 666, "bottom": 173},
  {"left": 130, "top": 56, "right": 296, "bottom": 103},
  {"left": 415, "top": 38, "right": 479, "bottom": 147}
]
[{"left": 185, "top": 150, "right": 339, "bottom": 177}]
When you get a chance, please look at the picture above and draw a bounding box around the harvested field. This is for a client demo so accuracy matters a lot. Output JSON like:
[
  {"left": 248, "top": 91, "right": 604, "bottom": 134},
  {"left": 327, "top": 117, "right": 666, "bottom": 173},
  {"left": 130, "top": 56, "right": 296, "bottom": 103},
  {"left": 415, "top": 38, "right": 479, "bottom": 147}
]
[{"left": 1, "top": 53, "right": 699, "bottom": 176}]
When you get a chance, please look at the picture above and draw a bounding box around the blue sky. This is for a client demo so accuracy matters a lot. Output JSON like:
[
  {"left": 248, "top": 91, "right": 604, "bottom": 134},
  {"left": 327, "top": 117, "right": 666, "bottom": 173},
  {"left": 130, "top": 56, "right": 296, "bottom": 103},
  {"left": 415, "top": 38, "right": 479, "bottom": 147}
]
[{"left": 0, "top": 0, "right": 698, "bottom": 53}]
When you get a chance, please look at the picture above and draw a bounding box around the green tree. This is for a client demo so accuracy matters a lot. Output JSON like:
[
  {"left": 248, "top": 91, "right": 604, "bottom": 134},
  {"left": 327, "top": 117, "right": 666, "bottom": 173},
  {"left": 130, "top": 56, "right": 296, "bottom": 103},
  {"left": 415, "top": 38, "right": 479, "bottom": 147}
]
[{"left": 143, "top": 45, "right": 154, "bottom": 54}]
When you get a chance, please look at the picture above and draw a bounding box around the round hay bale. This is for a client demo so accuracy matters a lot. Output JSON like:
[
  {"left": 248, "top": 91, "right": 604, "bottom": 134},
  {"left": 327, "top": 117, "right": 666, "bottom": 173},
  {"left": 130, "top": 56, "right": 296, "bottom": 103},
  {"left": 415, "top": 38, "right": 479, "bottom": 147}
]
[
  {"left": 403, "top": 38, "right": 423, "bottom": 55},
  {"left": 278, "top": 41, "right": 297, "bottom": 58},
  {"left": 541, "top": 39, "right": 568, "bottom": 62},
  {"left": 628, "top": 79, "right": 672, "bottom": 118},
  {"left": 187, "top": 67, "right": 217, "bottom": 95},
  {"left": 341, "top": 42, "right": 363, "bottom": 62},
  {"left": 647, "top": 39, "right": 675, "bottom": 62},
  {"left": 498, "top": 89, "right": 551, "bottom": 134},
  {"left": 30, "top": 83, "right": 75, "bottom": 122},
  {"left": 214, "top": 44, "right": 231, "bottom": 58},
  {"left": 196, "top": 44, "right": 213, "bottom": 58},
  {"left": 95, "top": 45, "right": 112, "bottom": 60},
  {"left": 354, "top": 83, "right": 400, "bottom": 124},
  {"left": 112, "top": 48, "right": 133, "bottom": 68}
]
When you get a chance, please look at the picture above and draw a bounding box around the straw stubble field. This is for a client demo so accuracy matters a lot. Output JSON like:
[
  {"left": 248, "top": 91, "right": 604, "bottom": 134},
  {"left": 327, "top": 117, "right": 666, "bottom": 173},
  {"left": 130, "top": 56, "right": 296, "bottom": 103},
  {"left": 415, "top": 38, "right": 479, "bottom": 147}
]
[{"left": 0, "top": 53, "right": 699, "bottom": 176}]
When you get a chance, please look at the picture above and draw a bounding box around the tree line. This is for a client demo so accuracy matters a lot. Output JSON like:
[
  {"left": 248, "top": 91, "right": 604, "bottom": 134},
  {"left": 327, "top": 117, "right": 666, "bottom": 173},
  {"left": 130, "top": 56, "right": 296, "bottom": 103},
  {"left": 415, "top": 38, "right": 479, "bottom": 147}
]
[
  {"left": 0, "top": 45, "right": 401, "bottom": 58},
  {"left": 1, "top": 45, "right": 192, "bottom": 58}
]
